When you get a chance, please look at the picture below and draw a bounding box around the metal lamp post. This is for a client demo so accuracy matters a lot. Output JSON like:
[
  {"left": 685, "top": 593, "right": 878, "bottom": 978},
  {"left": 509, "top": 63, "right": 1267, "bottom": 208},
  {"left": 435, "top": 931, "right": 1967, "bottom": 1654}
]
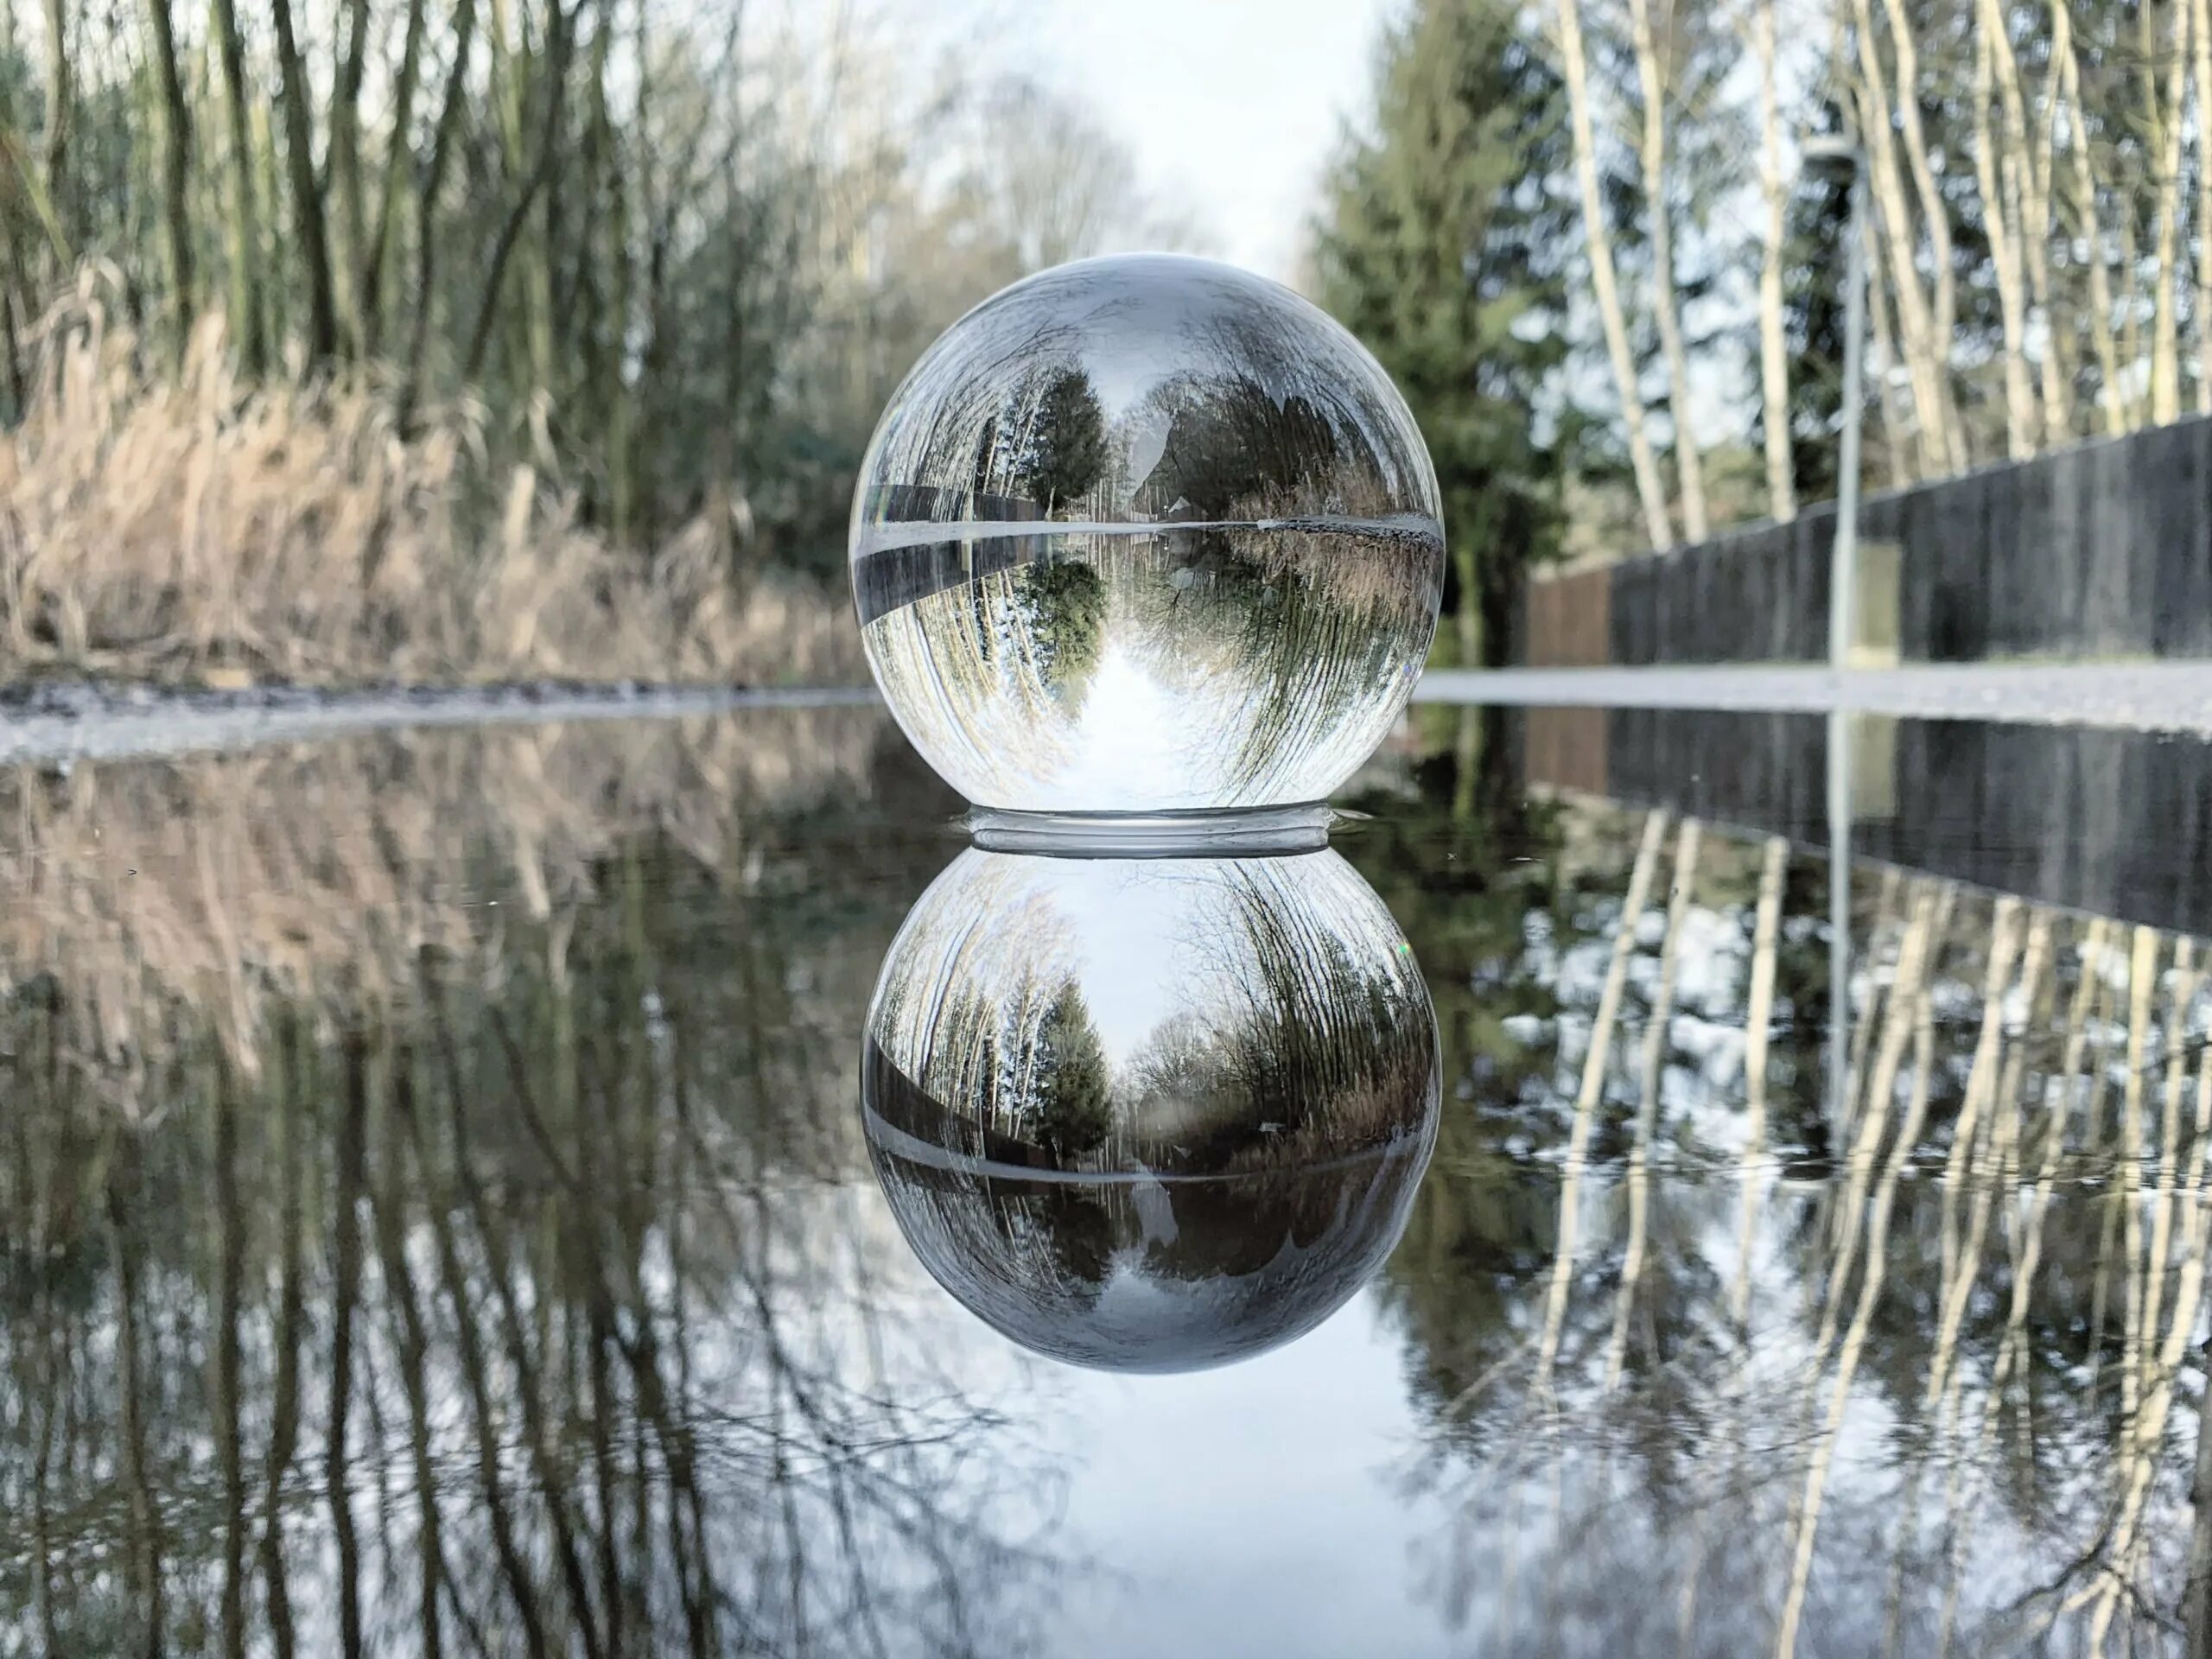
[{"left": 1802, "top": 133, "right": 1868, "bottom": 1135}]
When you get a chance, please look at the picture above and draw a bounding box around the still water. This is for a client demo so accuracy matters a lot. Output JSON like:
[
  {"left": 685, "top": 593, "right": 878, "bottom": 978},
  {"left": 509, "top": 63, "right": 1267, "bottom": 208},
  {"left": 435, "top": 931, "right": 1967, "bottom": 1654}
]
[{"left": 3, "top": 702, "right": 2209, "bottom": 1656}]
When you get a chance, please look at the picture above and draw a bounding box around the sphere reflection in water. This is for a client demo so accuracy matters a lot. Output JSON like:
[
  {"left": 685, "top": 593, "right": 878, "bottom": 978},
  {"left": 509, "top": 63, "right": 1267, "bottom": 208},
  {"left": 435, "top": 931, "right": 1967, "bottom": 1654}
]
[
  {"left": 850, "top": 254, "right": 1443, "bottom": 814},
  {"left": 862, "top": 847, "right": 1439, "bottom": 1372}
]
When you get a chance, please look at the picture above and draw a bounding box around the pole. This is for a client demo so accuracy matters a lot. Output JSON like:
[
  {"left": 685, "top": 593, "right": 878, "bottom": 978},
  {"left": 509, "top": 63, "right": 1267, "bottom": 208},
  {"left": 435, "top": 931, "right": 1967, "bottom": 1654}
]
[
  {"left": 1830, "top": 162, "right": 1869, "bottom": 670},
  {"left": 1825, "top": 152, "right": 1866, "bottom": 1135}
]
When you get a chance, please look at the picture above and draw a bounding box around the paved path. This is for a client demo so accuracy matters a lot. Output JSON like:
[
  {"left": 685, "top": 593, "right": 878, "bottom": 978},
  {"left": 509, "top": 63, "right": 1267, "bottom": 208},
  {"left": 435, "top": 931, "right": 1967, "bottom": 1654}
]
[
  {"left": 1415, "top": 663, "right": 2212, "bottom": 735},
  {"left": 0, "top": 682, "right": 879, "bottom": 767},
  {"left": 14, "top": 661, "right": 2212, "bottom": 771}
]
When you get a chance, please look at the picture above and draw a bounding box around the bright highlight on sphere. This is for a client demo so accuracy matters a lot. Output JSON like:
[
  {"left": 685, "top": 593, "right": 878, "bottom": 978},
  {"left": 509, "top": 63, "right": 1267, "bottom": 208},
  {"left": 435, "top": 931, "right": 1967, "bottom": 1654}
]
[{"left": 849, "top": 253, "right": 1443, "bottom": 816}]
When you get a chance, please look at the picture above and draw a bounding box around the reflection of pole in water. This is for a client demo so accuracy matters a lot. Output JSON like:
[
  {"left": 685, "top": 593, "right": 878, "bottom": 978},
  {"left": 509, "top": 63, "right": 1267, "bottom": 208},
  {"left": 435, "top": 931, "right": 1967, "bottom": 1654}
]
[
  {"left": 1827, "top": 708, "right": 1851, "bottom": 1141},
  {"left": 1730, "top": 836, "right": 1790, "bottom": 1332}
]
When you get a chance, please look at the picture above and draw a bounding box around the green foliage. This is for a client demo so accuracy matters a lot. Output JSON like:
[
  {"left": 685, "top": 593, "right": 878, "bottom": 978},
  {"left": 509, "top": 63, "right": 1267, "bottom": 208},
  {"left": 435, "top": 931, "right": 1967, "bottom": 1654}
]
[
  {"left": 1311, "top": 0, "right": 1575, "bottom": 665},
  {"left": 1033, "top": 988, "right": 1111, "bottom": 1157},
  {"left": 1017, "top": 366, "right": 1109, "bottom": 511},
  {"left": 1016, "top": 558, "right": 1109, "bottom": 698}
]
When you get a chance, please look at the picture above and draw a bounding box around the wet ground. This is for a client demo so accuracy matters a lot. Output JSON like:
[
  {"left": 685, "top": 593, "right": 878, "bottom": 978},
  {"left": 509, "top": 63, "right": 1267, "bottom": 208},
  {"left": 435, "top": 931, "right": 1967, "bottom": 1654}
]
[{"left": 1, "top": 695, "right": 2208, "bottom": 1656}]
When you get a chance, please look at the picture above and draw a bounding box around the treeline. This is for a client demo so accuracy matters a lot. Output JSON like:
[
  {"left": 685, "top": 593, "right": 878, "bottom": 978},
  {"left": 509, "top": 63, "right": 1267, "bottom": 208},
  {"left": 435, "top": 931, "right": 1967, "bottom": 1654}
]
[
  {"left": 0, "top": 0, "right": 1183, "bottom": 577},
  {"left": 1314, "top": 0, "right": 2212, "bottom": 660}
]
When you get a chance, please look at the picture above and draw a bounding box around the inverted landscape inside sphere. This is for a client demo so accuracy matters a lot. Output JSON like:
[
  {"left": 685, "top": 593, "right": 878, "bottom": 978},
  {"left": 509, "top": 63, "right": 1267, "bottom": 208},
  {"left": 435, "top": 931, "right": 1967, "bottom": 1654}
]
[
  {"left": 850, "top": 254, "right": 1445, "bottom": 816},
  {"left": 860, "top": 847, "right": 1440, "bottom": 1370}
]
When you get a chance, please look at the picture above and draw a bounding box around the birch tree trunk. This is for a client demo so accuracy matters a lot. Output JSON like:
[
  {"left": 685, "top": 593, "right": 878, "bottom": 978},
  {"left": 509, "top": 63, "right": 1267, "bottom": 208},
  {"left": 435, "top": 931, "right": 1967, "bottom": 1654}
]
[
  {"left": 1865, "top": 232, "right": 1914, "bottom": 486},
  {"left": 1971, "top": 2, "right": 2035, "bottom": 458},
  {"left": 1988, "top": 0, "right": 2070, "bottom": 445},
  {"left": 1848, "top": 0, "right": 1957, "bottom": 476},
  {"left": 1876, "top": 0, "right": 1962, "bottom": 468},
  {"left": 1628, "top": 0, "right": 1706, "bottom": 538},
  {"left": 2056, "top": 7, "right": 2127, "bottom": 436},
  {"left": 1755, "top": 0, "right": 1795, "bottom": 519},
  {"left": 1554, "top": 0, "right": 1675, "bottom": 551},
  {"left": 2146, "top": 0, "right": 2190, "bottom": 426}
]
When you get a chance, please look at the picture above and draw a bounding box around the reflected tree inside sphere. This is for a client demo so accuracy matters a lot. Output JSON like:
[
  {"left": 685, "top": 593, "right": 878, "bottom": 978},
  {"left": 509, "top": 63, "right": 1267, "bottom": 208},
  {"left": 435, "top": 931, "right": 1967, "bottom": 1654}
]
[{"left": 850, "top": 254, "right": 1445, "bottom": 814}]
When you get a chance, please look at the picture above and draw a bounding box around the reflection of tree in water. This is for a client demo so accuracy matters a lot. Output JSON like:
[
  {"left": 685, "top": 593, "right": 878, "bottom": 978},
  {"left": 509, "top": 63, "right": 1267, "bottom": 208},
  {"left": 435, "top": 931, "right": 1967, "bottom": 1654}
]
[
  {"left": 0, "top": 782, "right": 1065, "bottom": 1655},
  {"left": 1121, "top": 855, "right": 1434, "bottom": 1171},
  {"left": 1337, "top": 768, "right": 2212, "bottom": 1655}
]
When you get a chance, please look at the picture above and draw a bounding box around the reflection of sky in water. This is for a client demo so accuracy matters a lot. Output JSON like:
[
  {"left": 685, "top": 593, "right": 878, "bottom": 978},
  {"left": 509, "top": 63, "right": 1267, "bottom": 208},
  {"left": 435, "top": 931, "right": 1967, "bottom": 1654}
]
[{"left": 809, "top": 1180, "right": 1460, "bottom": 1653}]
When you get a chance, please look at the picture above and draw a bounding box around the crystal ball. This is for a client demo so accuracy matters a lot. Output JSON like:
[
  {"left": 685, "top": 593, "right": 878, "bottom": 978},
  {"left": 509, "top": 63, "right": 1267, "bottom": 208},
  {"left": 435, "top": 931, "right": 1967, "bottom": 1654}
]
[
  {"left": 861, "top": 846, "right": 1440, "bottom": 1371},
  {"left": 850, "top": 253, "right": 1444, "bottom": 815}
]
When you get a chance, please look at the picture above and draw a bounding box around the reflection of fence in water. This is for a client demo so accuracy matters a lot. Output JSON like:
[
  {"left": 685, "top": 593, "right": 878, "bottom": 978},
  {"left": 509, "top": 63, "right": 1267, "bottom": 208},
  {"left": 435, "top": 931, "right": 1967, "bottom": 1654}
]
[
  {"left": 1520, "top": 706, "right": 2212, "bottom": 938},
  {"left": 1406, "top": 795, "right": 2212, "bottom": 1654}
]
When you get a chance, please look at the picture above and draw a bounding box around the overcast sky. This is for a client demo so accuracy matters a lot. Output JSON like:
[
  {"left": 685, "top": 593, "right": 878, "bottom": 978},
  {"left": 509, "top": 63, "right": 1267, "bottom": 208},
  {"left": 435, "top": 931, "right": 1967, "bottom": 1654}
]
[{"left": 1020, "top": 0, "right": 1409, "bottom": 283}]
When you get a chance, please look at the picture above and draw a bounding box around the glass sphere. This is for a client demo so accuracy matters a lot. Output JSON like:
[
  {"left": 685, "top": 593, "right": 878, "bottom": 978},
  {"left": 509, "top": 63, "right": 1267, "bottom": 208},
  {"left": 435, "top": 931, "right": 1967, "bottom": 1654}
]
[
  {"left": 850, "top": 254, "right": 1443, "bottom": 815},
  {"left": 861, "top": 846, "right": 1440, "bottom": 1372}
]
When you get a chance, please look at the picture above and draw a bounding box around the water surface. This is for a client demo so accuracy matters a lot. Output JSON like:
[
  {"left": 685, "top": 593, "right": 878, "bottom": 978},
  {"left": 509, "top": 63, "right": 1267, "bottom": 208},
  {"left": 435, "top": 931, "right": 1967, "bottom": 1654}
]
[{"left": 3, "top": 701, "right": 2209, "bottom": 1656}]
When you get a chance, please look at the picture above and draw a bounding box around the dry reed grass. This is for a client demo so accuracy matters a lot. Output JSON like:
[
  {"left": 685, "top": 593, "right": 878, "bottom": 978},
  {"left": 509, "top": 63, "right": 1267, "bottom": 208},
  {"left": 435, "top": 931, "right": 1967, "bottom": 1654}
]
[
  {"left": 0, "top": 284, "right": 861, "bottom": 686},
  {"left": 0, "top": 706, "right": 884, "bottom": 1079}
]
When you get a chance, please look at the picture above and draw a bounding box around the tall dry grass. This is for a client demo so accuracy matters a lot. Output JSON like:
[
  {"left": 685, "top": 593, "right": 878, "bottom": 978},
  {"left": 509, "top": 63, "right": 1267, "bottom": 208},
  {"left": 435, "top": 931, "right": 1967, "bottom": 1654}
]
[
  {"left": 0, "top": 287, "right": 861, "bottom": 686},
  {"left": 0, "top": 706, "right": 885, "bottom": 1076}
]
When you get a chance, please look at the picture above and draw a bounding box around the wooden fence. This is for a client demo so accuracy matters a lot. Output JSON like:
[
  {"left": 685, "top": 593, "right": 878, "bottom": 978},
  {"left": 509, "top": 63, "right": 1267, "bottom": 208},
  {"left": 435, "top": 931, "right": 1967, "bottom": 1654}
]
[{"left": 1524, "top": 415, "right": 2212, "bottom": 664}]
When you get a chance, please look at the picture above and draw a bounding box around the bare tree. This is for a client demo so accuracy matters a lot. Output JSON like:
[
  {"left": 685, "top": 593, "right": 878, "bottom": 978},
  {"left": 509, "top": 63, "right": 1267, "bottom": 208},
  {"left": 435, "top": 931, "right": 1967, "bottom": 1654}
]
[
  {"left": 1971, "top": 0, "right": 2035, "bottom": 458},
  {"left": 143, "top": 0, "right": 195, "bottom": 357},
  {"left": 1847, "top": 0, "right": 1958, "bottom": 475},
  {"left": 40, "top": 0, "right": 68, "bottom": 254},
  {"left": 2144, "top": 0, "right": 2191, "bottom": 425},
  {"left": 1627, "top": 0, "right": 1706, "bottom": 537},
  {"left": 329, "top": 0, "right": 373, "bottom": 353},
  {"left": 1753, "top": 0, "right": 1794, "bottom": 519},
  {"left": 1554, "top": 0, "right": 1674, "bottom": 550},
  {"left": 270, "top": 0, "right": 339, "bottom": 365},
  {"left": 1876, "top": 0, "right": 1959, "bottom": 459}
]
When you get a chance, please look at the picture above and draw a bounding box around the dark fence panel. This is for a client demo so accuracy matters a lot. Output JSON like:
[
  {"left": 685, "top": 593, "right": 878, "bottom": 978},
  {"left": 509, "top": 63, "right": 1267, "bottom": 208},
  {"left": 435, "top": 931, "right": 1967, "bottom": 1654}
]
[
  {"left": 1515, "top": 705, "right": 2212, "bottom": 937},
  {"left": 1524, "top": 415, "right": 2212, "bottom": 664}
]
